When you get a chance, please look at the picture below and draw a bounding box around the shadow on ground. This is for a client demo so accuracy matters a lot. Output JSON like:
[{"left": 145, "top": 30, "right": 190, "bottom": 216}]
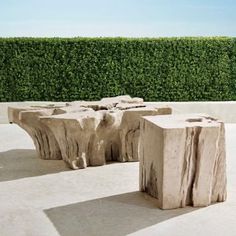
[
  {"left": 0, "top": 149, "right": 70, "bottom": 182},
  {"left": 45, "top": 191, "right": 200, "bottom": 236}
]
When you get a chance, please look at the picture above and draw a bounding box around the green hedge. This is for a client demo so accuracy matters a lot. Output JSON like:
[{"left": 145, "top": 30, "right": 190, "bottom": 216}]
[
  {"left": 0, "top": 37, "right": 235, "bottom": 102},
  {"left": 231, "top": 38, "right": 236, "bottom": 100}
]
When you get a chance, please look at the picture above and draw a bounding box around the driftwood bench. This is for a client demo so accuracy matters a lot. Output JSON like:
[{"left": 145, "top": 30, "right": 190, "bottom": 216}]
[{"left": 8, "top": 95, "right": 171, "bottom": 169}]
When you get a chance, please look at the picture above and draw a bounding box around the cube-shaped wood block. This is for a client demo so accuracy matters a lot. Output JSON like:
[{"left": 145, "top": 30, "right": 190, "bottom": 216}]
[{"left": 139, "top": 114, "right": 227, "bottom": 209}]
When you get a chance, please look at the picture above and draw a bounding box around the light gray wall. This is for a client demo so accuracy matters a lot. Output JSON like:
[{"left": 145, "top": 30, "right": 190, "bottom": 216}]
[
  {"left": 146, "top": 102, "right": 236, "bottom": 123},
  {"left": 1, "top": 101, "right": 236, "bottom": 124}
]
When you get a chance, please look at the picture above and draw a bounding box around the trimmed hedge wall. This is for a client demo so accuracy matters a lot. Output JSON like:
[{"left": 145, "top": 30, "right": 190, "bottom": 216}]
[
  {"left": 0, "top": 37, "right": 235, "bottom": 102},
  {"left": 231, "top": 38, "right": 236, "bottom": 100}
]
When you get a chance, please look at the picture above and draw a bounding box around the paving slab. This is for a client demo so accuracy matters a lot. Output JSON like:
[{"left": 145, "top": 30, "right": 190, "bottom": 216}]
[{"left": 0, "top": 124, "right": 235, "bottom": 236}]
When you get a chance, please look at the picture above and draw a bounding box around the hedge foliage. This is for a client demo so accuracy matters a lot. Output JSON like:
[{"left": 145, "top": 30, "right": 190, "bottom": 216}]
[{"left": 0, "top": 37, "right": 235, "bottom": 102}]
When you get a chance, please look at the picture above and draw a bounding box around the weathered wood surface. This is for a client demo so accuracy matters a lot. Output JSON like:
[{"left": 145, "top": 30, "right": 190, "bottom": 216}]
[
  {"left": 8, "top": 96, "right": 171, "bottom": 169},
  {"left": 140, "top": 114, "right": 227, "bottom": 209}
]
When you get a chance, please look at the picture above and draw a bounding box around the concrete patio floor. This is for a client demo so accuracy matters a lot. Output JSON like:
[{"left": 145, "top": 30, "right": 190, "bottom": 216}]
[{"left": 0, "top": 124, "right": 235, "bottom": 236}]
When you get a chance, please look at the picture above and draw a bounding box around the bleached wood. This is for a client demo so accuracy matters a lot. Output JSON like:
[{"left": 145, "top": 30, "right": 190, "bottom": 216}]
[{"left": 139, "top": 114, "right": 227, "bottom": 209}]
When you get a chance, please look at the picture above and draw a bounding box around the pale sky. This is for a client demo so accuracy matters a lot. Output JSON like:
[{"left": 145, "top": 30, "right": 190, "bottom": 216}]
[{"left": 0, "top": 0, "right": 235, "bottom": 37}]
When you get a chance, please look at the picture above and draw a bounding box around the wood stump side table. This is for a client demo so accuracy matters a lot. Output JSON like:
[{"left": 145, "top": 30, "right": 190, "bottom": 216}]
[{"left": 139, "top": 114, "right": 227, "bottom": 209}]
